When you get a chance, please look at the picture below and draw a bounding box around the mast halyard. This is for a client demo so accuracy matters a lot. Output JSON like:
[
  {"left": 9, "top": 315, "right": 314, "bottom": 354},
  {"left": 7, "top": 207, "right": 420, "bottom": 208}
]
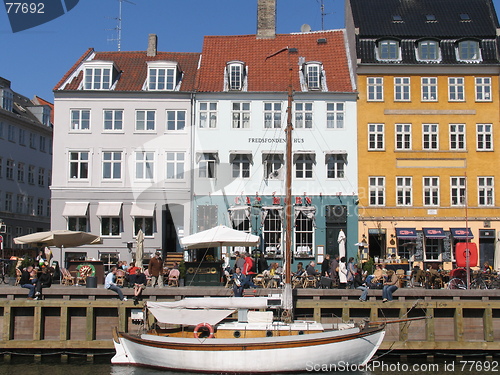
[{"left": 282, "top": 66, "right": 294, "bottom": 322}]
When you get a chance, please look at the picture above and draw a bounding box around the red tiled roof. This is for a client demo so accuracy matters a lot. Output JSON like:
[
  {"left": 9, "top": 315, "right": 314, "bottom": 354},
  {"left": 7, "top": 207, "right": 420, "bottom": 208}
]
[
  {"left": 55, "top": 50, "right": 201, "bottom": 92},
  {"left": 197, "top": 31, "right": 354, "bottom": 93},
  {"left": 54, "top": 48, "right": 94, "bottom": 91},
  {"left": 33, "top": 95, "right": 54, "bottom": 124}
]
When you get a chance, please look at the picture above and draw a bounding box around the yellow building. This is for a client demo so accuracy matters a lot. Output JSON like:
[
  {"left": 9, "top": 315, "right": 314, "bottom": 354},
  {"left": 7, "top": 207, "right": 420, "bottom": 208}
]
[{"left": 346, "top": 0, "right": 500, "bottom": 269}]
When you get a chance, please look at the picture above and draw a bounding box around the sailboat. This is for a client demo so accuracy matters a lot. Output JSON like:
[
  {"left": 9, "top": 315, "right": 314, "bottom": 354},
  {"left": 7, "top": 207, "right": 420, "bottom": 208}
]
[{"left": 111, "top": 64, "right": 387, "bottom": 373}]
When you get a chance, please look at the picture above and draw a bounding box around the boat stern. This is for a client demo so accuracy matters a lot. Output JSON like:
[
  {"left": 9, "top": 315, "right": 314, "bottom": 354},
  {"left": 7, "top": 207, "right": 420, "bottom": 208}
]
[{"left": 111, "top": 327, "right": 132, "bottom": 365}]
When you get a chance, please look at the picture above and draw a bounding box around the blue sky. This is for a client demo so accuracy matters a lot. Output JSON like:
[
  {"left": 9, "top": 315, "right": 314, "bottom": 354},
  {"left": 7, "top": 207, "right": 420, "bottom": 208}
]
[{"left": 0, "top": 0, "right": 344, "bottom": 101}]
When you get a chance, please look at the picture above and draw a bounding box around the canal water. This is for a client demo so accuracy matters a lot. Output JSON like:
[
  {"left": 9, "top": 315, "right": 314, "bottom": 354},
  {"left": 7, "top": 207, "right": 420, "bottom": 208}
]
[{"left": 0, "top": 355, "right": 495, "bottom": 375}]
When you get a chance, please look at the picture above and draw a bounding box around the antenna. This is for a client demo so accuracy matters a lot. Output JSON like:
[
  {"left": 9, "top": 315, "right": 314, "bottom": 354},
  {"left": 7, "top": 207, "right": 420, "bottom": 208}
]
[
  {"left": 315, "top": 0, "right": 332, "bottom": 30},
  {"left": 107, "top": 0, "right": 136, "bottom": 51}
]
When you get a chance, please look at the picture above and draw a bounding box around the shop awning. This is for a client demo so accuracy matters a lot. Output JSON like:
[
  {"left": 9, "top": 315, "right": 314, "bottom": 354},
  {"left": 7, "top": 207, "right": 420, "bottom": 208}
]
[
  {"left": 96, "top": 202, "right": 122, "bottom": 217},
  {"left": 450, "top": 228, "right": 474, "bottom": 240},
  {"left": 62, "top": 202, "right": 89, "bottom": 217},
  {"left": 396, "top": 228, "right": 418, "bottom": 240},
  {"left": 423, "top": 228, "right": 446, "bottom": 239},
  {"left": 130, "top": 202, "right": 156, "bottom": 217}
]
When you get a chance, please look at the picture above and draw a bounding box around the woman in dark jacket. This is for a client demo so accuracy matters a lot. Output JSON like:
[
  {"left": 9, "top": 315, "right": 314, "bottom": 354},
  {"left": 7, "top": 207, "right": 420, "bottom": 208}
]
[{"left": 34, "top": 267, "right": 52, "bottom": 300}]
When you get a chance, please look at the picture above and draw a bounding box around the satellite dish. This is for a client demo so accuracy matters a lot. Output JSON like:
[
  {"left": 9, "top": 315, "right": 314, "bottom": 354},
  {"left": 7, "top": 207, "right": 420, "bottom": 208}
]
[{"left": 300, "top": 24, "right": 312, "bottom": 33}]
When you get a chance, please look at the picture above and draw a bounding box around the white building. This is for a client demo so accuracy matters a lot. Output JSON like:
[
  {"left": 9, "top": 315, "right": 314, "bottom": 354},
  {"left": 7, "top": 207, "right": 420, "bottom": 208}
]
[{"left": 52, "top": 36, "right": 199, "bottom": 267}]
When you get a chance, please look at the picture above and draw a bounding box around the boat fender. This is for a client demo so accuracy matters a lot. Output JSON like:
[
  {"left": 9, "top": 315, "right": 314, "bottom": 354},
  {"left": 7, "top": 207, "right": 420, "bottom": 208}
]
[{"left": 193, "top": 322, "right": 215, "bottom": 339}]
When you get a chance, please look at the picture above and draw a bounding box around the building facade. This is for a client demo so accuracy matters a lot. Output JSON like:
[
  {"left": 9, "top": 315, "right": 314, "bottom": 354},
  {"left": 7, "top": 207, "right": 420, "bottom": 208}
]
[
  {"left": 52, "top": 36, "right": 199, "bottom": 267},
  {"left": 346, "top": 0, "right": 500, "bottom": 267},
  {"left": 0, "top": 77, "right": 53, "bottom": 251},
  {"left": 193, "top": 10, "right": 359, "bottom": 264}
]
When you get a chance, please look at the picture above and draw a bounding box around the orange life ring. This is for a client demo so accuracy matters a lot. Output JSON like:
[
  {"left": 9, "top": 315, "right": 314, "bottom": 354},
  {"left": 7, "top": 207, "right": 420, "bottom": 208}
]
[{"left": 193, "top": 322, "right": 214, "bottom": 339}]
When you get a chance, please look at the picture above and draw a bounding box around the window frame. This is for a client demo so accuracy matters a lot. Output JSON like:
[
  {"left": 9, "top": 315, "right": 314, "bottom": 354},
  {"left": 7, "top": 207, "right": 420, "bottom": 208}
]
[
  {"left": 326, "top": 154, "right": 346, "bottom": 179},
  {"left": 231, "top": 102, "right": 250, "bottom": 129},
  {"left": 421, "top": 77, "right": 438, "bottom": 102},
  {"left": 368, "top": 123, "right": 385, "bottom": 151},
  {"left": 369, "top": 176, "right": 385, "bottom": 206},
  {"left": 396, "top": 176, "right": 412, "bottom": 206},
  {"left": 418, "top": 40, "right": 440, "bottom": 61},
  {"left": 69, "top": 152, "right": 88, "bottom": 180},
  {"left": 294, "top": 153, "right": 315, "bottom": 179},
  {"left": 135, "top": 151, "right": 155, "bottom": 180},
  {"left": 135, "top": 110, "right": 156, "bottom": 132},
  {"left": 198, "top": 153, "right": 218, "bottom": 179},
  {"left": 199, "top": 102, "right": 218, "bottom": 129},
  {"left": 395, "top": 123, "right": 412, "bottom": 150},
  {"left": 367, "top": 77, "right": 384, "bottom": 101},
  {"left": 294, "top": 211, "right": 314, "bottom": 257},
  {"left": 147, "top": 62, "right": 178, "bottom": 91},
  {"left": 326, "top": 102, "right": 344, "bottom": 129},
  {"left": 377, "top": 39, "right": 400, "bottom": 60},
  {"left": 102, "top": 151, "right": 122, "bottom": 180},
  {"left": 422, "top": 123, "right": 439, "bottom": 150},
  {"left": 166, "top": 152, "right": 185, "bottom": 180},
  {"left": 478, "top": 176, "right": 494, "bottom": 207},
  {"left": 227, "top": 61, "right": 245, "bottom": 91},
  {"left": 448, "top": 77, "right": 465, "bottom": 101},
  {"left": 101, "top": 216, "right": 121, "bottom": 237},
  {"left": 449, "top": 124, "right": 466, "bottom": 150},
  {"left": 294, "top": 102, "right": 313, "bottom": 129},
  {"left": 475, "top": 77, "right": 492, "bottom": 102},
  {"left": 450, "top": 176, "right": 467, "bottom": 206},
  {"left": 166, "top": 110, "right": 186, "bottom": 132},
  {"left": 231, "top": 154, "right": 251, "bottom": 179},
  {"left": 103, "top": 109, "right": 123, "bottom": 132},
  {"left": 394, "top": 77, "right": 411, "bottom": 101},
  {"left": 84, "top": 65, "right": 112, "bottom": 90},
  {"left": 457, "top": 40, "right": 481, "bottom": 62},
  {"left": 264, "top": 102, "right": 282, "bottom": 129},
  {"left": 477, "top": 123, "right": 493, "bottom": 151},
  {"left": 304, "top": 62, "right": 322, "bottom": 90},
  {"left": 70, "top": 109, "right": 91, "bottom": 131}
]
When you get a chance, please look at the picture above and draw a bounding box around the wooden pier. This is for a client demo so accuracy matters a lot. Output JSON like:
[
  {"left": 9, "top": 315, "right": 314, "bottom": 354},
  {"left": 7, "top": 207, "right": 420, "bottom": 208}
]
[{"left": 0, "top": 285, "right": 499, "bottom": 356}]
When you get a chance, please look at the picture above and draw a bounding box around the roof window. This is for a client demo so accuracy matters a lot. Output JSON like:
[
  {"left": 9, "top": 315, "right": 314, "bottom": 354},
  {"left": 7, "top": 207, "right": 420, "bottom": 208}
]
[
  {"left": 460, "top": 13, "right": 470, "bottom": 21},
  {"left": 145, "top": 61, "right": 182, "bottom": 91},
  {"left": 392, "top": 15, "right": 403, "bottom": 22},
  {"left": 225, "top": 61, "right": 247, "bottom": 91},
  {"left": 425, "top": 14, "right": 436, "bottom": 22}
]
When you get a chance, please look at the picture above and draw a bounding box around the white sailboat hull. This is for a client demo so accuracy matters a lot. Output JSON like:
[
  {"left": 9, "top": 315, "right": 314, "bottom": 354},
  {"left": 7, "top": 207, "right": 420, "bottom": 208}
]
[{"left": 112, "top": 326, "right": 385, "bottom": 373}]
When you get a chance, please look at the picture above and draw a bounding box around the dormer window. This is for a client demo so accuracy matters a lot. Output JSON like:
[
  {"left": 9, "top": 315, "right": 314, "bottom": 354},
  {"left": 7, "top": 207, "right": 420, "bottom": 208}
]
[
  {"left": 457, "top": 40, "right": 481, "bottom": 61},
  {"left": 425, "top": 14, "right": 436, "bottom": 22},
  {"left": 0, "top": 89, "right": 13, "bottom": 111},
  {"left": 301, "top": 62, "right": 324, "bottom": 91},
  {"left": 146, "top": 61, "right": 181, "bottom": 91},
  {"left": 418, "top": 40, "right": 440, "bottom": 61},
  {"left": 377, "top": 40, "right": 400, "bottom": 60},
  {"left": 227, "top": 61, "right": 246, "bottom": 91},
  {"left": 83, "top": 62, "right": 117, "bottom": 90}
]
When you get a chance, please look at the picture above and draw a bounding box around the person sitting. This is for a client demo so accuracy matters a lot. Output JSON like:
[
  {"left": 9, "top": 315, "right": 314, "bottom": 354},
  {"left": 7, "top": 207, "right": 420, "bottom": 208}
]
[
  {"left": 353, "top": 265, "right": 369, "bottom": 302},
  {"left": 20, "top": 265, "right": 37, "bottom": 299},
  {"left": 105, "top": 267, "right": 127, "bottom": 301},
  {"left": 34, "top": 267, "right": 52, "bottom": 300},
  {"left": 126, "top": 262, "right": 140, "bottom": 286},
  {"left": 168, "top": 267, "right": 180, "bottom": 286},
  {"left": 232, "top": 267, "right": 245, "bottom": 297},
  {"left": 132, "top": 269, "right": 147, "bottom": 305},
  {"left": 483, "top": 261, "right": 493, "bottom": 274},
  {"left": 382, "top": 269, "right": 399, "bottom": 302}
]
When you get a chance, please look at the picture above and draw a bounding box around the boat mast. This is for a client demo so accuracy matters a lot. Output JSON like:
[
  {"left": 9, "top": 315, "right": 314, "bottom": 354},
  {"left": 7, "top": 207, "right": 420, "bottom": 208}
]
[{"left": 282, "top": 66, "right": 294, "bottom": 322}]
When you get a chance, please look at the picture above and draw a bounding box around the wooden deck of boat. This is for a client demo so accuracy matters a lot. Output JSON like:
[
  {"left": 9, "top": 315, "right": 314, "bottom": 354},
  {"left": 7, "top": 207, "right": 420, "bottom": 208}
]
[{"left": 0, "top": 284, "right": 499, "bottom": 355}]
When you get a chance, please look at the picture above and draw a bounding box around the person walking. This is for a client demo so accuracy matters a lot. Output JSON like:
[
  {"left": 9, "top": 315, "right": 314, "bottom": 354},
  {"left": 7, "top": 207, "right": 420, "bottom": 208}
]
[
  {"left": 242, "top": 253, "right": 257, "bottom": 288},
  {"left": 105, "top": 267, "right": 127, "bottom": 301},
  {"left": 148, "top": 251, "right": 164, "bottom": 288}
]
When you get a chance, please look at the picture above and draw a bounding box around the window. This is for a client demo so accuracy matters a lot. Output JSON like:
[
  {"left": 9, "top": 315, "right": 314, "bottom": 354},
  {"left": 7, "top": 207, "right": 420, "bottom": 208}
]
[
  {"left": 135, "top": 217, "right": 154, "bottom": 236},
  {"left": 424, "top": 177, "right": 439, "bottom": 206},
  {"left": 425, "top": 238, "right": 442, "bottom": 261},
  {"left": 378, "top": 40, "right": 400, "bottom": 60},
  {"left": 39, "top": 136, "right": 46, "bottom": 152},
  {"left": 262, "top": 208, "right": 283, "bottom": 257},
  {"left": 18, "top": 128, "right": 25, "bottom": 145},
  {"left": 448, "top": 77, "right": 465, "bottom": 101},
  {"left": 0, "top": 157, "right": 2, "bottom": 178},
  {"left": 16, "top": 194, "right": 25, "bottom": 214},
  {"left": 478, "top": 177, "right": 494, "bottom": 206},
  {"left": 264, "top": 102, "right": 282, "bottom": 128},
  {"left": 46, "top": 199, "right": 50, "bottom": 217},
  {"left": 449, "top": 124, "right": 466, "bottom": 150},
  {"left": 1, "top": 89, "right": 13, "bottom": 111},
  {"left": 135, "top": 151, "right": 154, "bottom": 179},
  {"left": 69, "top": 152, "right": 88, "bottom": 179},
  {"left": 231, "top": 154, "right": 251, "bottom": 178},
  {"left": 198, "top": 153, "right": 218, "bottom": 178},
  {"left": 232, "top": 103, "right": 250, "bottom": 129},
  {"left": 295, "top": 210, "right": 314, "bottom": 257},
  {"left": 17, "top": 162, "right": 24, "bottom": 182},
  {"left": 230, "top": 208, "right": 250, "bottom": 233},
  {"left": 451, "top": 176, "right": 466, "bottom": 206},
  {"left": 396, "top": 177, "right": 412, "bottom": 206},
  {"left": 102, "top": 151, "right": 122, "bottom": 180},
  {"left": 199, "top": 102, "right": 217, "bottom": 128},
  {"left": 368, "top": 124, "right": 384, "bottom": 150},
  {"left": 477, "top": 124, "right": 493, "bottom": 151},
  {"left": 304, "top": 62, "right": 322, "bottom": 90},
  {"left": 418, "top": 40, "right": 439, "bottom": 60},
  {"left": 6, "top": 159, "right": 14, "bottom": 180},
  {"left": 326, "top": 154, "right": 346, "bottom": 179},
  {"left": 421, "top": 77, "right": 438, "bottom": 101},
  {"left": 326, "top": 103, "right": 344, "bottom": 129},
  {"left": 0, "top": 122, "right": 3, "bottom": 138},
  {"left": 70, "top": 109, "right": 90, "bottom": 131},
  {"left": 166, "top": 110, "right": 186, "bottom": 131},
  {"left": 7, "top": 124, "right": 15, "bottom": 142},
  {"left": 84, "top": 66, "right": 111, "bottom": 90},
  {"left": 135, "top": 110, "right": 155, "bottom": 131},
  {"left": 101, "top": 217, "right": 120, "bottom": 236},
  {"left": 147, "top": 64, "right": 177, "bottom": 91},
  {"left": 263, "top": 153, "right": 284, "bottom": 179},
  {"left": 37, "top": 198, "right": 44, "bottom": 216},
  {"left": 100, "top": 253, "right": 119, "bottom": 274},
  {"left": 28, "top": 165, "right": 35, "bottom": 184},
  {"left": 29, "top": 132, "right": 36, "bottom": 148},
  {"left": 423, "top": 124, "right": 439, "bottom": 150},
  {"left": 38, "top": 167, "right": 45, "bottom": 186},
  {"left": 458, "top": 40, "right": 480, "bottom": 61},
  {"left": 394, "top": 77, "right": 410, "bottom": 101},
  {"left": 369, "top": 177, "right": 385, "bottom": 206},
  {"left": 294, "top": 154, "right": 314, "bottom": 179},
  {"left": 295, "top": 103, "right": 313, "bottom": 128},
  {"left": 104, "top": 110, "right": 123, "bottom": 131},
  {"left": 475, "top": 77, "right": 492, "bottom": 101},
  {"left": 166, "top": 152, "right": 185, "bottom": 179},
  {"left": 227, "top": 62, "right": 245, "bottom": 90},
  {"left": 197, "top": 205, "right": 218, "bottom": 232},
  {"left": 27, "top": 196, "right": 34, "bottom": 216},
  {"left": 367, "top": 77, "right": 383, "bottom": 101},
  {"left": 5, "top": 192, "right": 12, "bottom": 212},
  {"left": 395, "top": 124, "right": 412, "bottom": 150}
]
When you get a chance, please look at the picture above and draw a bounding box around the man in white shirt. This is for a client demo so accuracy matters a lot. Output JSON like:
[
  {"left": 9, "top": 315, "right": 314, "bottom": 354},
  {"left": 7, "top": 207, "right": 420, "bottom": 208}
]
[{"left": 105, "top": 267, "right": 127, "bottom": 301}]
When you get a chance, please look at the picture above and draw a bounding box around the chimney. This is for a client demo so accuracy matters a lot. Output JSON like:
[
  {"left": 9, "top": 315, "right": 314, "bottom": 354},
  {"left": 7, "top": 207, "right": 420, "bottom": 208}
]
[
  {"left": 257, "top": 0, "right": 276, "bottom": 39},
  {"left": 147, "top": 34, "right": 157, "bottom": 57}
]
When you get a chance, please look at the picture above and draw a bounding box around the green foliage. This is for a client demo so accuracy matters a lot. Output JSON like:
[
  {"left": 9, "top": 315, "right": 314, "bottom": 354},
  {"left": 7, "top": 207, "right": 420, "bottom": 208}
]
[
  {"left": 362, "top": 257, "right": 375, "bottom": 275},
  {"left": 178, "top": 260, "right": 186, "bottom": 279}
]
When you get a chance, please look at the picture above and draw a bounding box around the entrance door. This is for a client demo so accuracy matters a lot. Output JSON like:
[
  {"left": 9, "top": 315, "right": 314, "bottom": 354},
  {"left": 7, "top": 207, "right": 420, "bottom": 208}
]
[
  {"left": 326, "top": 225, "right": 346, "bottom": 257},
  {"left": 163, "top": 204, "right": 183, "bottom": 252},
  {"left": 368, "top": 233, "right": 386, "bottom": 259}
]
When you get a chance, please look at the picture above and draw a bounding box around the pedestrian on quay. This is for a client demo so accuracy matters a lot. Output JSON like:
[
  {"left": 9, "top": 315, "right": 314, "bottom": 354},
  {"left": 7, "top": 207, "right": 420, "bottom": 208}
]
[
  {"left": 148, "top": 251, "right": 164, "bottom": 288},
  {"left": 105, "top": 267, "right": 127, "bottom": 301},
  {"left": 20, "top": 265, "right": 36, "bottom": 299}
]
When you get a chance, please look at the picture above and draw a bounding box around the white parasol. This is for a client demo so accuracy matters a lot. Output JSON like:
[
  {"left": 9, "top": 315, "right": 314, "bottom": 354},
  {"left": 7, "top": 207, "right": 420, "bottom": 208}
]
[
  {"left": 180, "top": 225, "right": 259, "bottom": 249},
  {"left": 135, "top": 229, "right": 145, "bottom": 270},
  {"left": 338, "top": 229, "right": 346, "bottom": 258}
]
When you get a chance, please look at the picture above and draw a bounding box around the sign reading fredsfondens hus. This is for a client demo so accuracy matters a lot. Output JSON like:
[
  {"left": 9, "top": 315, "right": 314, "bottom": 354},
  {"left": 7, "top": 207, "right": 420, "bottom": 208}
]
[{"left": 248, "top": 137, "right": 305, "bottom": 144}]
